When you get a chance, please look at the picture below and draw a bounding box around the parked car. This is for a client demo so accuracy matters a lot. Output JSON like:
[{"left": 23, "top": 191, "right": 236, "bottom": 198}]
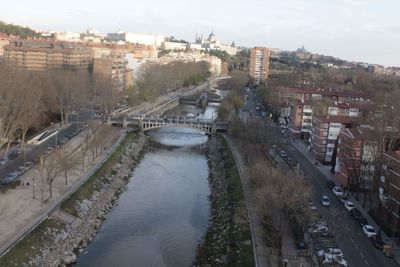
[
  {"left": 351, "top": 208, "right": 368, "bottom": 226},
  {"left": 344, "top": 201, "right": 355, "bottom": 212},
  {"left": 371, "top": 234, "right": 385, "bottom": 249},
  {"left": 317, "top": 248, "right": 343, "bottom": 259},
  {"left": 309, "top": 200, "right": 317, "bottom": 210},
  {"left": 321, "top": 195, "right": 330, "bottom": 207},
  {"left": 338, "top": 194, "right": 349, "bottom": 204},
  {"left": 332, "top": 186, "right": 344, "bottom": 197},
  {"left": 0, "top": 157, "right": 8, "bottom": 166},
  {"left": 363, "top": 225, "right": 377, "bottom": 238},
  {"left": 326, "top": 180, "right": 336, "bottom": 190},
  {"left": 308, "top": 224, "right": 329, "bottom": 233},
  {"left": 322, "top": 255, "right": 348, "bottom": 266}
]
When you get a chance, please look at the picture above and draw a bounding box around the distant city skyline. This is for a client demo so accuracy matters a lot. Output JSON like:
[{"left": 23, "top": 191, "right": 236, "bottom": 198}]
[{"left": 1, "top": 0, "right": 399, "bottom": 66}]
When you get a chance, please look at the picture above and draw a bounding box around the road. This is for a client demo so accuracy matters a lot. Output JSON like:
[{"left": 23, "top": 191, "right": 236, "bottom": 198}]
[
  {"left": 0, "top": 110, "right": 94, "bottom": 184},
  {"left": 244, "top": 88, "right": 398, "bottom": 267}
]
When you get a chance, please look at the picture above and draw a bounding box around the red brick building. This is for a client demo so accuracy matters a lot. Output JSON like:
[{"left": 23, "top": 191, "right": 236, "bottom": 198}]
[{"left": 379, "top": 151, "right": 400, "bottom": 235}]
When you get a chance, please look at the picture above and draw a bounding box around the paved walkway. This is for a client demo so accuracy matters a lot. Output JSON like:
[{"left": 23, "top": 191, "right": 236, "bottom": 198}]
[
  {"left": 0, "top": 128, "right": 124, "bottom": 256},
  {"left": 291, "top": 139, "right": 400, "bottom": 265},
  {"left": 223, "top": 135, "right": 270, "bottom": 267}
]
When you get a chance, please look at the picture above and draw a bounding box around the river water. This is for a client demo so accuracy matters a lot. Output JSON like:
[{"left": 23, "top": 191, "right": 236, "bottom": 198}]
[{"left": 74, "top": 105, "right": 218, "bottom": 267}]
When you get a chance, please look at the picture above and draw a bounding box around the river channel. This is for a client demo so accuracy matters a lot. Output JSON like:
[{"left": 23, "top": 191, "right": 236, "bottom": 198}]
[{"left": 74, "top": 104, "right": 218, "bottom": 267}]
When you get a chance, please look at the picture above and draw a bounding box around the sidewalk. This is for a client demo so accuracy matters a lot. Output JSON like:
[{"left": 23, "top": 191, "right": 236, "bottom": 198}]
[
  {"left": 0, "top": 127, "right": 124, "bottom": 256},
  {"left": 223, "top": 135, "right": 270, "bottom": 267},
  {"left": 291, "top": 139, "right": 400, "bottom": 264}
]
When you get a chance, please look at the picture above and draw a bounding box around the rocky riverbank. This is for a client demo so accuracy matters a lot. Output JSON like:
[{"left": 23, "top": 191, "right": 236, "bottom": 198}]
[
  {"left": 21, "top": 133, "right": 147, "bottom": 267},
  {"left": 193, "top": 135, "right": 255, "bottom": 267}
]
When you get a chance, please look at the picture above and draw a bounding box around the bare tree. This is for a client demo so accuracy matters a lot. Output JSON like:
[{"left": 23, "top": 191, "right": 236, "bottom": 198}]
[
  {"left": 58, "top": 147, "right": 77, "bottom": 185},
  {"left": 42, "top": 152, "right": 62, "bottom": 198}
]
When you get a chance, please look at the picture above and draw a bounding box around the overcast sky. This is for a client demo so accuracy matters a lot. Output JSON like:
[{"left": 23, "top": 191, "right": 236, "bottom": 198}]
[{"left": 1, "top": 0, "right": 399, "bottom": 66}]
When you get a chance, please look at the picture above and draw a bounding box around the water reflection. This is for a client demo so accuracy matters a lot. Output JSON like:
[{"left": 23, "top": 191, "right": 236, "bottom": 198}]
[{"left": 74, "top": 127, "right": 210, "bottom": 267}]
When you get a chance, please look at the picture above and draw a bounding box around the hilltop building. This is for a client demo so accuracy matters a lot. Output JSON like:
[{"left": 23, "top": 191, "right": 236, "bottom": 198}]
[{"left": 192, "top": 32, "right": 237, "bottom": 55}]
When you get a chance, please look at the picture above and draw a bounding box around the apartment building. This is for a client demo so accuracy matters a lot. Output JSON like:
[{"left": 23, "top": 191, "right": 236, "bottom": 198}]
[
  {"left": 310, "top": 115, "right": 355, "bottom": 163},
  {"left": 379, "top": 151, "right": 400, "bottom": 235},
  {"left": 4, "top": 40, "right": 93, "bottom": 70},
  {"left": 274, "top": 86, "right": 371, "bottom": 104},
  {"left": 289, "top": 99, "right": 313, "bottom": 139},
  {"left": 93, "top": 53, "right": 133, "bottom": 92},
  {"left": 249, "top": 47, "right": 270, "bottom": 85},
  {"left": 335, "top": 127, "right": 375, "bottom": 190}
]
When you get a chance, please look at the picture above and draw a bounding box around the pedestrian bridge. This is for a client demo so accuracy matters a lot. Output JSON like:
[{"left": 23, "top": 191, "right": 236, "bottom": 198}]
[{"left": 108, "top": 116, "right": 228, "bottom": 133}]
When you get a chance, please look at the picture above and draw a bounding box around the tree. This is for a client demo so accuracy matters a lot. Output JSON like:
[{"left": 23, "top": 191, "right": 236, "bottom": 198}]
[
  {"left": 42, "top": 152, "right": 62, "bottom": 198},
  {"left": 58, "top": 147, "right": 77, "bottom": 185},
  {"left": 52, "top": 70, "right": 90, "bottom": 126}
]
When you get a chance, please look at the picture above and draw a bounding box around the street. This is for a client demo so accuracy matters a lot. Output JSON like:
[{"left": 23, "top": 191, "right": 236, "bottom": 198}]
[
  {"left": 244, "top": 88, "right": 398, "bottom": 267},
  {"left": 0, "top": 110, "right": 94, "bottom": 185}
]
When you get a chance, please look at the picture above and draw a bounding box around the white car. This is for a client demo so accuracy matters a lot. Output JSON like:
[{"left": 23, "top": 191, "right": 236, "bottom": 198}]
[
  {"left": 317, "top": 248, "right": 343, "bottom": 259},
  {"left": 344, "top": 200, "right": 355, "bottom": 212},
  {"left": 363, "top": 225, "right": 377, "bottom": 238},
  {"left": 321, "top": 195, "right": 330, "bottom": 207},
  {"left": 308, "top": 224, "right": 329, "bottom": 233},
  {"left": 332, "top": 186, "right": 344, "bottom": 197},
  {"left": 322, "top": 255, "right": 348, "bottom": 266}
]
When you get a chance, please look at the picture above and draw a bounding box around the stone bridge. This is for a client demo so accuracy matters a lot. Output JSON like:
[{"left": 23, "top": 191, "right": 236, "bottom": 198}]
[{"left": 108, "top": 115, "right": 228, "bottom": 133}]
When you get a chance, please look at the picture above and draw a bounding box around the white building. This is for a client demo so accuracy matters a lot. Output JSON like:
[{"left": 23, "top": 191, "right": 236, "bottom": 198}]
[
  {"left": 107, "top": 31, "right": 165, "bottom": 47},
  {"left": 161, "top": 41, "right": 188, "bottom": 51},
  {"left": 192, "top": 32, "right": 237, "bottom": 55},
  {"left": 53, "top": 32, "right": 81, "bottom": 42}
]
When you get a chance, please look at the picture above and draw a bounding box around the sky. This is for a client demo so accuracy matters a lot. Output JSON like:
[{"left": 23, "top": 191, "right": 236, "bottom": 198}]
[{"left": 1, "top": 0, "right": 399, "bottom": 66}]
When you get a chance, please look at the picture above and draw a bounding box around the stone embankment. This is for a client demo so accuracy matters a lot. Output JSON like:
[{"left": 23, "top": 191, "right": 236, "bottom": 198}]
[
  {"left": 25, "top": 133, "right": 147, "bottom": 267},
  {"left": 193, "top": 135, "right": 254, "bottom": 267}
]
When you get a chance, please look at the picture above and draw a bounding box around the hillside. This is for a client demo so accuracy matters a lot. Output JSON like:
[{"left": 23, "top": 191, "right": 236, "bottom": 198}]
[{"left": 0, "top": 21, "right": 40, "bottom": 38}]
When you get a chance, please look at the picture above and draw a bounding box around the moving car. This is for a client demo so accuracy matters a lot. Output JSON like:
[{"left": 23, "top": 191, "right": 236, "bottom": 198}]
[
  {"left": 321, "top": 195, "right": 330, "bottom": 207},
  {"left": 351, "top": 208, "right": 368, "bottom": 226},
  {"left": 332, "top": 186, "right": 344, "bottom": 197},
  {"left": 344, "top": 200, "right": 355, "bottom": 212},
  {"left": 363, "top": 224, "right": 377, "bottom": 238}
]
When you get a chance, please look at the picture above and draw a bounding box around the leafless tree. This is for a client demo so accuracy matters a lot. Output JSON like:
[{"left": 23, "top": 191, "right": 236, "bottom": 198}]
[{"left": 42, "top": 152, "right": 62, "bottom": 198}]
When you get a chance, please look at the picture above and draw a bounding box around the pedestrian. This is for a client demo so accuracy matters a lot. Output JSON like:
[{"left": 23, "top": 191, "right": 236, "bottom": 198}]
[{"left": 283, "top": 258, "right": 288, "bottom": 267}]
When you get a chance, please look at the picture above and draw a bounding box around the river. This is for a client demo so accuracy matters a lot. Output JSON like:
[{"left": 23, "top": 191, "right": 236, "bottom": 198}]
[{"left": 74, "top": 104, "right": 218, "bottom": 267}]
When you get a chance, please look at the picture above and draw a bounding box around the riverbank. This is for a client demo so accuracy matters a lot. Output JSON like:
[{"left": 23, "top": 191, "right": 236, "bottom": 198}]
[
  {"left": 193, "top": 135, "right": 255, "bottom": 267},
  {"left": 0, "top": 132, "right": 147, "bottom": 266}
]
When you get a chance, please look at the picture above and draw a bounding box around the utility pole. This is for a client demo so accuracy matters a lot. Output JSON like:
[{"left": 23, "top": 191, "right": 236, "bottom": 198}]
[
  {"left": 32, "top": 177, "right": 35, "bottom": 199},
  {"left": 40, "top": 156, "right": 44, "bottom": 207}
]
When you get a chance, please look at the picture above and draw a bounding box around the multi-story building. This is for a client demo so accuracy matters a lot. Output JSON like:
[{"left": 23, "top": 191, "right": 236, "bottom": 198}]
[
  {"left": 289, "top": 99, "right": 313, "bottom": 139},
  {"left": 335, "top": 127, "right": 376, "bottom": 190},
  {"left": 4, "top": 40, "right": 93, "bottom": 71},
  {"left": 161, "top": 41, "right": 188, "bottom": 51},
  {"left": 0, "top": 33, "right": 15, "bottom": 62},
  {"left": 249, "top": 47, "right": 270, "bottom": 85},
  {"left": 379, "top": 151, "right": 400, "bottom": 235},
  {"left": 289, "top": 100, "right": 372, "bottom": 140},
  {"left": 310, "top": 115, "right": 355, "bottom": 163},
  {"left": 107, "top": 31, "right": 164, "bottom": 47},
  {"left": 193, "top": 32, "right": 237, "bottom": 55},
  {"left": 93, "top": 53, "right": 133, "bottom": 92}
]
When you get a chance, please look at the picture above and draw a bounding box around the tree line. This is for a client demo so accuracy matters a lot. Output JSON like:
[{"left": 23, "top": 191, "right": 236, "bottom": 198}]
[
  {"left": 0, "top": 65, "right": 120, "bottom": 156},
  {"left": 131, "top": 61, "right": 210, "bottom": 103}
]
